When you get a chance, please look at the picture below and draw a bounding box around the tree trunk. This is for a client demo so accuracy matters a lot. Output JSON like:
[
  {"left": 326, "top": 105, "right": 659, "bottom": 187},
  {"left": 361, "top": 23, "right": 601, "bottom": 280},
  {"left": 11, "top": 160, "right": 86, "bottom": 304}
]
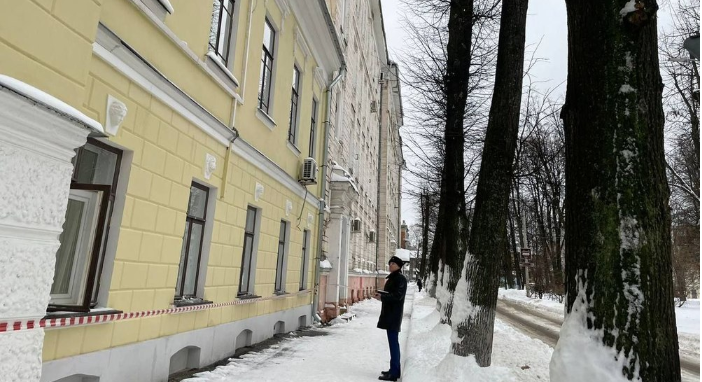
[
  {"left": 450, "top": 0, "right": 529, "bottom": 364},
  {"left": 551, "top": 0, "right": 680, "bottom": 380},
  {"left": 427, "top": 0, "right": 473, "bottom": 317},
  {"left": 420, "top": 190, "right": 430, "bottom": 281}
]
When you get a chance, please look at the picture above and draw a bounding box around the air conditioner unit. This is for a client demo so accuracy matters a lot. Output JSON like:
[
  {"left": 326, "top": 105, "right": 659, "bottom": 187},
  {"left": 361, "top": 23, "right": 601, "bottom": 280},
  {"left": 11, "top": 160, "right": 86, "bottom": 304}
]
[
  {"left": 369, "top": 230, "right": 376, "bottom": 243},
  {"left": 351, "top": 218, "right": 362, "bottom": 233},
  {"left": 299, "top": 157, "right": 318, "bottom": 185},
  {"left": 370, "top": 100, "right": 378, "bottom": 113}
]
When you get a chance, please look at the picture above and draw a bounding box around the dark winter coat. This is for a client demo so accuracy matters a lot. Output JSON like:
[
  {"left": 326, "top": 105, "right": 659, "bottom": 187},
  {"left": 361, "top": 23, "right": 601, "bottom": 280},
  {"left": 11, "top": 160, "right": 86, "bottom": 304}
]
[{"left": 377, "top": 270, "right": 407, "bottom": 332}]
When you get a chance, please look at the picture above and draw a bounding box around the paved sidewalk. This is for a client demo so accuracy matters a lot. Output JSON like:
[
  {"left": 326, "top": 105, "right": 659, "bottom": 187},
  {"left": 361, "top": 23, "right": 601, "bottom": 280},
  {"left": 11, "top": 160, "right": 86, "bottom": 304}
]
[{"left": 184, "top": 285, "right": 417, "bottom": 382}]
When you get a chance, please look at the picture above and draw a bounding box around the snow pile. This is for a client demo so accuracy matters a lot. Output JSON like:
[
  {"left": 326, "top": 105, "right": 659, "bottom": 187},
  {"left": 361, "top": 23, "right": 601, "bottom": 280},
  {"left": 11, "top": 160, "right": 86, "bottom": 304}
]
[
  {"left": 0, "top": 75, "right": 104, "bottom": 133},
  {"left": 498, "top": 288, "right": 564, "bottom": 317},
  {"left": 500, "top": 288, "right": 701, "bottom": 357},
  {"left": 549, "top": 272, "right": 634, "bottom": 382},
  {"left": 404, "top": 291, "right": 553, "bottom": 382},
  {"left": 619, "top": 0, "right": 637, "bottom": 15},
  {"left": 319, "top": 259, "right": 332, "bottom": 269},
  {"left": 395, "top": 248, "right": 412, "bottom": 262},
  {"left": 450, "top": 253, "right": 478, "bottom": 344}
]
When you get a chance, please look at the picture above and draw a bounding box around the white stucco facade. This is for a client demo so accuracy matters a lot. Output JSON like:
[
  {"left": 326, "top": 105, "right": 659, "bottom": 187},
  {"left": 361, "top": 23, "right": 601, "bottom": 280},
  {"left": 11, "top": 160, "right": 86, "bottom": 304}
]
[{"left": 0, "top": 79, "right": 103, "bottom": 382}]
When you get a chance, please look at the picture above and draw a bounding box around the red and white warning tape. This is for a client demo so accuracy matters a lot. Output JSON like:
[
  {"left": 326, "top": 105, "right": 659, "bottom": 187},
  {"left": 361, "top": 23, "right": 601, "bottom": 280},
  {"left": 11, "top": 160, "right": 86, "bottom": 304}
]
[{"left": 0, "top": 290, "right": 310, "bottom": 333}]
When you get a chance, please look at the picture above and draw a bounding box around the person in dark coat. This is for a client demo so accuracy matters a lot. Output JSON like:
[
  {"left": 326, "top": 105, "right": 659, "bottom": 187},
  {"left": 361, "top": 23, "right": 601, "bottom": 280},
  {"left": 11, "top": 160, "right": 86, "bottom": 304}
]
[
  {"left": 416, "top": 278, "right": 423, "bottom": 292},
  {"left": 374, "top": 256, "right": 407, "bottom": 381}
]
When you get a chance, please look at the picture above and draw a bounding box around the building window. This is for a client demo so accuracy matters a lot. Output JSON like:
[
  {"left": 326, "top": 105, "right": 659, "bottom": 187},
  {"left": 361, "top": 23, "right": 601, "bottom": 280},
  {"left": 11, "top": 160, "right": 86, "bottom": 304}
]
[
  {"left": 309, "top": 98, "right": 318, "bottom": 157},
  {"left": 176, "top": 183, "right": 210, "bottom": 298},
  {"left": 300, "top": 230, "right": 310, "bottom": 290},
  {"left": 208, "top": 0, "right": 236, "bottom": 66},
  {"left": 49, "top": 140, "right": 122, "bottom": 312},
  {"left": 275, "top": 220, "right": 289, "bottom": 293},
  {"left": 238, "top": 206, "right": 259, "bottom": 296},
  {"left": 288, "top": 66, "right": 301, "bottom": 144},
  {"left": 258, "top": 18, "right": 276, "bottom": 114}
]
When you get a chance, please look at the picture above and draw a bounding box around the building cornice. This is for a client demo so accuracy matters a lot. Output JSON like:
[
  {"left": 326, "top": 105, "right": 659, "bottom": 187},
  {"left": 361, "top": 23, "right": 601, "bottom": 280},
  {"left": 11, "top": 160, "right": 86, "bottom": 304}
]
[{"left": 93, "top": 24, "right": 319, "bottom": 209}]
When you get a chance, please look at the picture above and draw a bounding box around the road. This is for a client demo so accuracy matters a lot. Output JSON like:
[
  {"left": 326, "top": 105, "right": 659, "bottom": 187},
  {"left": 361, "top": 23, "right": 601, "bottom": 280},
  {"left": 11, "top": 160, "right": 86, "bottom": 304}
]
[{"left": 495, "top": 299, "right": 700, "bottom": 381}]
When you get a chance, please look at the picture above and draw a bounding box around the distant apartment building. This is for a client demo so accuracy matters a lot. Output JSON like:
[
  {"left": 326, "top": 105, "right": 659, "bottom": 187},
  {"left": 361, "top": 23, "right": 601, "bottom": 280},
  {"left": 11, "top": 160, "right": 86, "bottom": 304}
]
[
  {"left": 319, "top": 0, "right": 404, "bottom": 320},
  {"left": 0, "top": 1, "right": 343, "bottom": 381}
]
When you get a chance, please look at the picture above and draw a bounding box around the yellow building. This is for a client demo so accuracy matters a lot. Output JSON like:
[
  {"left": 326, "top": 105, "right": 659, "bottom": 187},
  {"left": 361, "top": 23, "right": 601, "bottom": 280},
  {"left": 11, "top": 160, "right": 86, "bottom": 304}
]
[{"left": 0, "top": 0, "right": 343, "bottom": 380}]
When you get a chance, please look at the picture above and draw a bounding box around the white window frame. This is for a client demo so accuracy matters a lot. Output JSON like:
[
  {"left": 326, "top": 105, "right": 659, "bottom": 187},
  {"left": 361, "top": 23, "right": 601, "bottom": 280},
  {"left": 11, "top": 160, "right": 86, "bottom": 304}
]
[
  {"left": 288, "top": 64, "right": 302, "bottom": 146},
  {"left": 50, "top": 190, "right": 103, "bottom": 306},
  {"left": 208, "top": 0, "right": 241, "bottom": 67},
  {"left": 258, "top": 17, "right": 278, "bottom": 115},
  {"left": 274, "top": 220, "right": 290, "bottom": 293},
  {"left": 238, "top": 206, "right": 262, "bottom": 296},
  {"left": 300, "top": 229, "right": 310, "bottom": 290}
]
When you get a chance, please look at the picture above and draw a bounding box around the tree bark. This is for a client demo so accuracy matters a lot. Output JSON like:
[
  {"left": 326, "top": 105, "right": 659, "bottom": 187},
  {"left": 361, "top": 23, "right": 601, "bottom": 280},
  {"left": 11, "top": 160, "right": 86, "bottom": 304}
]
[
  {"left": 427, "top": 0, "right": 473, "bottom": 316},
  {"left": 450, "top": 0, "right": 529, "bottom": 364},
  {"left": 551, "top": 0, "right": 680, "bottom": 380}
]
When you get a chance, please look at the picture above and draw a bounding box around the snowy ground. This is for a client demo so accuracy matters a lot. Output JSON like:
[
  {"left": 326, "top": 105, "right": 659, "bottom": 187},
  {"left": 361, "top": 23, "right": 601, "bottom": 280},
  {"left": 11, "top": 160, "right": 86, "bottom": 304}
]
[
  {"left": 183, "top": 294, "right": 413, "bottom": 382},
  {"left": 182, "top": 287, "right": 698, "bottom": 382},
  {"left": 498, "top": 288, "right": 701, "bottom": 357},
  {"left": 185, "top": 286, "right": 555, "bottom": 382},
  {"left": 403, "top": 292, "right": 553, "bottom": 382}
]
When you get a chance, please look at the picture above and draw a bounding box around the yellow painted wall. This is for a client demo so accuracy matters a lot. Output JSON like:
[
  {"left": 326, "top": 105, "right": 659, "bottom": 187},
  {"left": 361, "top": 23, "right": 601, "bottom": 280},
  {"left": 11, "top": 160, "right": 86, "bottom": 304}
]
[{"left": 0, "top": 0, "right": 329, "bottom": 362}]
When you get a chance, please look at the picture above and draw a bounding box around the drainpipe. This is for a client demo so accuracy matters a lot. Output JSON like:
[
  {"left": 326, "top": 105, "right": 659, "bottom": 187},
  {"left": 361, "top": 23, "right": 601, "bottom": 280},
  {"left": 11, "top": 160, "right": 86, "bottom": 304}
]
[
  {"left": 312, "top": 66, "right": 346, "bottom": 322},
  {"left": 375, "top": 70, "right": 384, "bottom": 289}
]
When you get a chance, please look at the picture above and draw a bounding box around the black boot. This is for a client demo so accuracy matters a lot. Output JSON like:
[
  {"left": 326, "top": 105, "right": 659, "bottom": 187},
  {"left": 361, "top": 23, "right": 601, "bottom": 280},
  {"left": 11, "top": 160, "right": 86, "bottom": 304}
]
[{"left": 378, "top": 375, "right": 398, "bottom": 381}]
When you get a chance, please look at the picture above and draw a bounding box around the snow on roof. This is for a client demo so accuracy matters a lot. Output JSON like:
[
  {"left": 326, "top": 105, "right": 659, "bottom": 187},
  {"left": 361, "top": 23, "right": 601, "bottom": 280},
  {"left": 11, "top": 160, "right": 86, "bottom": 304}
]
[
  {"left": 0, "top": 75, "right": 104, "bottom": 134},
  {"left": 330, "top": 173, "right": 358, "bottom": 193},
  {"left": 319, "top": 259, "right": 332, "bottom": 269},
  {"left": 395, "top": 248, "right": 412, "bottom": 262}
]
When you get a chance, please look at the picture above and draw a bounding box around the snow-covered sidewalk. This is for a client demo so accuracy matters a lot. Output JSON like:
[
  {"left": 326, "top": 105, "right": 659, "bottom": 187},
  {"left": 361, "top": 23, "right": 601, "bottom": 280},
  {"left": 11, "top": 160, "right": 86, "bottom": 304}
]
[{"left": 183, "top": 291, "right": 415, "bottom": 381}]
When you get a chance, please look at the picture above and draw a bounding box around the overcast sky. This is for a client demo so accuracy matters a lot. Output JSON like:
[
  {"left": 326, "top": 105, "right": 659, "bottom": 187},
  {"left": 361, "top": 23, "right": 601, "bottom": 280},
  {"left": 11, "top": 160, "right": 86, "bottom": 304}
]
[
  {"left": 381, "top": 0, "right": 679, "bottom": 226},
  {"left": 382, "top": 0, "right": 568, "bottom": 225}
]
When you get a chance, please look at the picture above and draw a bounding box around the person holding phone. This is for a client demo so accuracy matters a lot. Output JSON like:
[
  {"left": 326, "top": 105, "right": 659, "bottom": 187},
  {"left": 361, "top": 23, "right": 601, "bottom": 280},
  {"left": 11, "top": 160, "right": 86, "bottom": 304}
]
[{"left": 374, "top": 256, "right": 407, "bottom": 381}]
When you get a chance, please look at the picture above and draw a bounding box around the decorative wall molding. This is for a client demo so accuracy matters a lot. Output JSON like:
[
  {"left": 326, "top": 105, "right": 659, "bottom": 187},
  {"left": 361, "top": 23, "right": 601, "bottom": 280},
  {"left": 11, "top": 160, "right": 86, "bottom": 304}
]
[
  {"left": 254, "top": 183, "right": 264, "bottom": 202},
  {"left": 274, "top": 0, "right": 291, "bottom": 31},
  {"left": 294, "top": 27, "right": 312, "bottom": 59},
  {"left": 204, "top": 153, "right": 217, "bottom": 180},
  {"left": 314, "top": 67, "right": 327, "bottom": 89},
  {"left": 106, "top": 95, "right": 128, "bottom": 136},
  {"left": 285, "top": 200, "right": 293, "bottom": 217},
  {"left": 0, "top": 79, "right": 97, "bottom": 381}
]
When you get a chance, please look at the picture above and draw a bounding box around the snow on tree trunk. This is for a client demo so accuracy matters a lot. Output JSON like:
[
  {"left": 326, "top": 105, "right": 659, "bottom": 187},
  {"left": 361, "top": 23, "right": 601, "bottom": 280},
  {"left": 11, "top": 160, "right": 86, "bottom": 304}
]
[
  {"left": 426, "top": 0, "right": 473, "bottom": 311},
  {"left": 450, "top": 0, "right": 529, "bottom": 365},
  {"left": 550, "top": 0, "right": 680, "bottom": 380}
]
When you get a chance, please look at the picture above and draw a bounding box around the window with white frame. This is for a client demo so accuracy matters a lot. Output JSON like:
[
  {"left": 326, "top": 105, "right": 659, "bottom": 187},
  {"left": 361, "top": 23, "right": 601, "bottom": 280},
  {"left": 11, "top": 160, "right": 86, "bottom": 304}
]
[
  {"left": 238, "top": 206, "right": 259, "bottom": 296},
  {"left": 258, "top": 18, "right": 276, "bottom": 114},
  {"left": 49, "top": 140, "right": 122, "bottom": 312},
  {"left": 288, "top": 66, "right": 301, "bottom": 144},
  {"left": 300, "top": 229, "right": 310, "bottom": 290},
  {"left": 274, "top": 220, "right": 289, "bottom": 293},
  {"left": 175, "top": 183, "right": 210, "bottom": 299},
  {"left": 309, "top": 98, "right": 318, "bottom": 157},
  {"left": 208, "top": 0, "right": 236, "bottom": 66}
]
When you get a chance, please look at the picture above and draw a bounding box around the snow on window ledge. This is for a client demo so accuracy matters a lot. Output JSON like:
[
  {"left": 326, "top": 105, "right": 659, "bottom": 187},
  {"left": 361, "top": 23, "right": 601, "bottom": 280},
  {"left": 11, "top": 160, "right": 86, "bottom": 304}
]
[
  {"left": 256, "top": 108, "right": 277, "bottom": 130},
  {"left": 0, "top": 75, "right": 104, "bottom": 134},
  {"left": 320, "top": 259, "right": 333, "bottom": 269},
  {"left": 205, "top": 52, "right": 240, "bottom": 90},
  {"left": 287, "top": 141, "right": 301, "bottom": 157}
]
